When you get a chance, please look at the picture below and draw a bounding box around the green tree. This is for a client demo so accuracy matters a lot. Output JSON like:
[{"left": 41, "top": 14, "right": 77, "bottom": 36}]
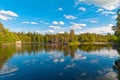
[
  {"left": 69, "top": 30, "right": 75, "bottom": 42},
  {"left": 44, "top": 34, "right": 48, "bottom": 43},
  {"left": 113, "top": 9, "right": 120, "bottom": 37},
  {"left": 0, "top": 22, "right": 5, "bottom": 32},
  {"left": 112, "top": 9, "right": 120, "bottom": 45}
]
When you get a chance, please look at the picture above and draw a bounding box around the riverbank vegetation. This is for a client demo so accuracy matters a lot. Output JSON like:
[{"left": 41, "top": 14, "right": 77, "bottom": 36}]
[
  {"left": 15, "top": 30, "right": 116, "bottom": 44},
  {"left": 0, "top": 22, "right": 19, "bottom": 45}
]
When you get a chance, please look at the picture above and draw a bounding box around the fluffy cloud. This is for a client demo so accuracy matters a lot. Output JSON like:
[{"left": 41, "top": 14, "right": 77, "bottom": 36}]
[
  {"left": 0, "top": 10, "right": 18, "bottom": 20},
  {"left": 64, "top": 15, "right": 76, "bottom": 20},
  {"left": 48, "top": 30, "right": 54, "bottom": 33},
  {"left": 96, "top": 8, "right": 116, "bottom": 16},
  {"left": 0, "top": 64, "right": 18, "bottom": 75},
  {"left": 52, "top": 21, "right": 58, "bottom": 25},
  {"left": 0, "top": 10, "right": 18, "bottom": 17},
  {"left": 80, "top": 24, "right": 114, "bottom": 34},
  {"left": 76, "top": 0, "right": 120, "bottom": 10},
  {"left": 65, "top": 63, "right": 76, "bottom": 69},
  {"left": 0, "top": 14, "right": 12, "bottom": 20},
  {"left": 78, "top": 7, "right": 86, "bottom": 11},
  {"left": 97, "top": 68, "right": 118, "bottom": 80},
  {"left": 58, "top": 21, "right": 65, "bottom": 25},
  {"left": 70, "top": 22, "right": 86, "bottom": 29},
  {"left": 52, "top": 21, "right": 65, "bottom": 25},
  {"left": 59, "top": 31, "right": 65, "bottom": 34},
  {"left": 90, "top": 48, "right": 119, "bottom": 58},
  {"left": 58, "top": 8, "right": 63, "bottom": 11},
  {"left": 73, "top": 54, "right": 87, "bottom": 60},
  {"left": 101, "top": 11, "right": 116, "bottom": 16},
  {"left": 96, "top": 8, "right": 104, "bottom": 12},
  {"left": 22, "top": 21, "right": 37, "bottom": 24},
  {"left": 48, "top": 25, "right": 61, "bottom": 30},
  {"left": 31, "top": 22, "right": 38, "bottom": 24}
]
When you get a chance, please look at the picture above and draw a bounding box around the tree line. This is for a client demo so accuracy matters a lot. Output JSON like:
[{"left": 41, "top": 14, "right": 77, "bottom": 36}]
[
  {"left": 14, "top": 29, "right": 116, "bottom": 44},
  {"left": 0, "top": 22, "right": 116, "bottom": 45}
]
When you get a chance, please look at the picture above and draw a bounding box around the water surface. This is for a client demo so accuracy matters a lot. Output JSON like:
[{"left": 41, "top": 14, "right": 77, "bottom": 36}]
[{"left": 0, "top": 44, "right": 120, "bottom": 80}]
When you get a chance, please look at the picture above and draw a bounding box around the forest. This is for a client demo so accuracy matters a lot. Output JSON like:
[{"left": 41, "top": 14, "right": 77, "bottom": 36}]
[
  {"left": 1, "top": 9, "right": 120, "bottom": 46},
  {"left": 0, "top": 22, "right": 116, "bottom": 46}
]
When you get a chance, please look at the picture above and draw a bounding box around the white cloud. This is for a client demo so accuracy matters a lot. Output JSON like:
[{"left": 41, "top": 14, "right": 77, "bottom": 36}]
[
  {"left": 97, "top": 68, "right": 118, "bottom": 80},
  {"left": 90, "top": 48, "right": 119, "bottom": 58},
  {"left": 60, "top": 59, "right": 64, "bottom": 62},
  {"left": 101, "top": 11, "right": 116, "bottom": 16},
  {"left": 70, "top": 22, "right": 86, "bottom": 29},
  {"left": 64, "top": 15, "right": 76, "bottom": 20},
  {"left": 48, "top": 25, "right": 61, "bottom": 30},
  {"left": 74, "top": 54, "right": 87, "bottom": 60},
  {"left": 96, "top": 8, "right": 116, "bottom": 16},
  {"left": 53, "top": 58, "right": 64, "bottom": 63},
  {"left": 52, "top": 21, "right": 65, "bottom": 25},
  {"left": 65, "top": 63, "right": 76, "bottom": 69},
  {"left": 0, "top": 14, "right": 12, "bottom": 20},
  {"left": 54, "top": 59, "right": 59, "bottom": 63},
  {"left": 31, "top": 22, "right": 37, "bottom": 24},
  {"left": 58, "top": 21, "right": 65, "bottom": 25},
  {"left": 80, "top": 24, "right": 114, "bottom": 34},
  {"left": 52, "top": 21, "right": 58, "bottom": 25},
  {"left": 48, "top": 30, "right": 54, "bottom": 33},
  {"left": 58, "top": 8, "right": 63, "bottom": 11},
  {"left": 0, "top": 10, "right": 18, "bottom": 17},
  {"left": 96, "top": 8, "right": 104, "bottom": 12},
  {"left": 22, "top": 21, "right": 37, "bottom": 25},
  {"left": 0, "top": 10, "right": 18, "bottom": 20},
  {"left": 104, "top": 71, "right": 118, "bottom": 80},
  {"left": 76, "top": 0, "right": 120, "bottom": 10},
  {"left": 0, "top": 64, "right": 18, "bottom": 75},
  {"left": 59, "top": 31, "right": 65, "bottom": 34},
  {"left": 78, "top": 7, "right": 86, "bottom": 11}
]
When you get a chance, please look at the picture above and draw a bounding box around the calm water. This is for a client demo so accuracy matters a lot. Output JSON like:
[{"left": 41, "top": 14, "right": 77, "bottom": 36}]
[{"left": 0, "top": 44, "right": 120, "bottom": 80}]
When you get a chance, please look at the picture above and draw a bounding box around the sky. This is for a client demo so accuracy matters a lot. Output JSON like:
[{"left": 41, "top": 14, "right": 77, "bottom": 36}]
[{"left": 0, "top": 0, "right": 120, "bottom": 34}]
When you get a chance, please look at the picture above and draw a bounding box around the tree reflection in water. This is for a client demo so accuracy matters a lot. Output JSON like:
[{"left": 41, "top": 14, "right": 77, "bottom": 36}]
[
  {"left": 0, "top": 44, "right": 113, "bottom": 68},
  {"left": 113, "top": 48, "right": 120, "bottom": 80}
]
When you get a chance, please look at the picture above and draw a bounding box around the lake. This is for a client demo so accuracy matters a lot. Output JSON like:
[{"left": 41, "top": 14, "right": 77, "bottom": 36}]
[{"left": 0, "top": 44, "right": 120, "bottom": 80}]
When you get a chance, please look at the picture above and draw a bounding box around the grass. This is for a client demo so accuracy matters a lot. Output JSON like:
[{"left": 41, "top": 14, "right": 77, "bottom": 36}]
[{"left": 69, "top": 42, "right": 80, "bottom": 45}]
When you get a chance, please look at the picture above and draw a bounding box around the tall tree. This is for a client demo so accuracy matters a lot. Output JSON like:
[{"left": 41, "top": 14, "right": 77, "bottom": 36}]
[
  {"left": 113, "top": 9, "right": 120, "bottom": 37},
  {"left": 0, "top": 22, "right": 5, "bottom": 32},
  {"left": 69, "top": 30, "right": 75, "bottom": 42},
  {"left": 63, "top": 32, "right": 69, "bottom": 44}
]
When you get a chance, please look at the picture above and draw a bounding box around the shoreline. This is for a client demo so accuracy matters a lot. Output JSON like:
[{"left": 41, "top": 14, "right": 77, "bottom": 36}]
[
  {"left": 22, "top": 42, "right": 114, "bottom": 46},
  {"left": 0, "top": 42, "right": 114, "bottom": 47}
]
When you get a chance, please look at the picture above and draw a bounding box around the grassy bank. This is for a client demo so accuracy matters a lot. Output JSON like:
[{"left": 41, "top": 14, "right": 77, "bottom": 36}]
[{"left": 69, "top": 42, "right": 113, "bottom": 45}]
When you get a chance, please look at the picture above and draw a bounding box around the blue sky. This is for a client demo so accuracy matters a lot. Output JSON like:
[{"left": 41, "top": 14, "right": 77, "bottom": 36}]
[{"left": 0, "top": 0, "right": 119, "bottom": 34}]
